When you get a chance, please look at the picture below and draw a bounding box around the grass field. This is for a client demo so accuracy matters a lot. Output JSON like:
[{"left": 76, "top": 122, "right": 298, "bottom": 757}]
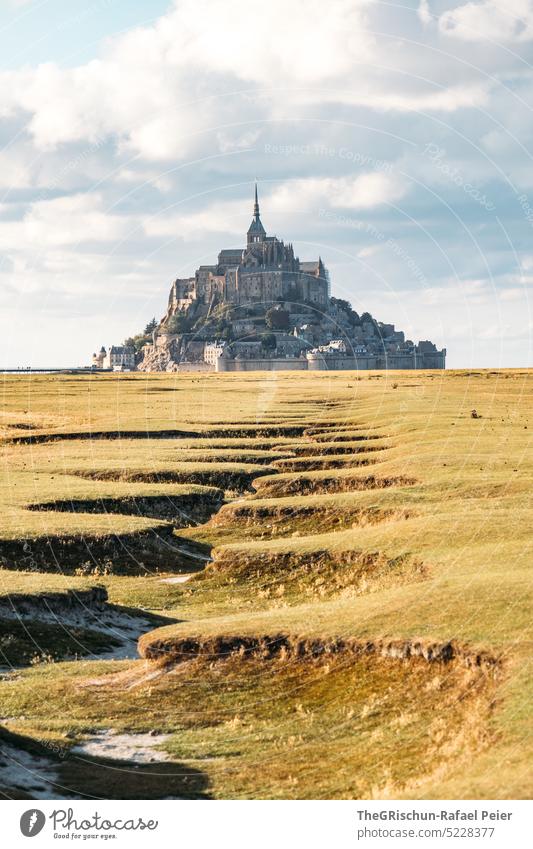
[{"left": 0, "top": 369, "right": 531, "bottom": 799}]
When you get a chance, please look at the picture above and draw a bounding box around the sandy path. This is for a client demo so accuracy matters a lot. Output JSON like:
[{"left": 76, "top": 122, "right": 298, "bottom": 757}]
[
  {"left": 0, "top": 742, "right": 64, "bottom": 799},
  {"left": 72, "top": 730, "right": 172, "bottom": 763}
]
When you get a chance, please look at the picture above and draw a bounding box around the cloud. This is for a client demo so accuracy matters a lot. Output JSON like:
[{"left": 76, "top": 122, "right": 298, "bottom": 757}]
[
  {"left": 0, "top": 0, "right": 370, "bottom": 155},
  {"left": 332, "top": 173, "right": 408, "bottom": 208},
  {"left": 216, "top": 130, "right": 261, "bottom": 154},
  {"left": 439, "top": 0, "right": 533, "bottom": 43},
  {"left": 144, "top": 199, "right": 244, "bottom": 241},
  {"left": 359, "top": 279, "right": 531, "bottom": 366},
  {"left": 0, "top": 0, "right": 494, "bottom": 161},
  {"left": 144, "top": 173, "right": 409, "bottom": 243},
  {"left": 418, "top": 0, "right": 432, "bottom": 26},
  {"left": 0, "top": 0, "right": 531, "bottom": 368},
  {"left": 162, "top": 0, "right": 375, "bottom": 85},
  {"left": 0, "top": 194, "right": 134, "bottom": 251},
  {"left": 0, "top": 146, "right": 36, "bottom": 188},
  {"left": 269, "top": 173, "right": 408, "bottom": 215}
]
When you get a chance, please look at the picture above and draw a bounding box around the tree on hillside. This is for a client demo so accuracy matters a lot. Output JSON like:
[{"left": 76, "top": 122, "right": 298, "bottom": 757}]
[
  {"left": 330, "top": 297, "right": 351, "bottom": 313},
  {"left": 123, "top": 317, "right": 162, "bottom": 352},
  {"left": 330, "top": 297, "right": 360, "bottom": 326},
  {"left": 123, "top": 332, "right": 152, "bottom": 352},
  {"left": 219, "top": 325, "right": 234, "bottom": 341},
  {"left": 261, "top": 332, "right": 277, "bottom": 351},
  {"left": 165, "top": 314, "right": 191, "bottom": 334},
  {"left": 266, "top": 307, "right": 290, "bottom": 331}
]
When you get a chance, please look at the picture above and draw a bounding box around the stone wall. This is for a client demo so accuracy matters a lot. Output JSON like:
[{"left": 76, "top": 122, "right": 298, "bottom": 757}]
[
  {"left": 217, "top": 358, "right": 308, "bottom": 372},
  {"left": 216, "top": 351, "right": 446, "bottom": 372},
  {"left": 177, "top": 362, "right": 215, "bottom": 373},
  {"left": 308, "top": 352, "right": 445, "bottom": 370}
]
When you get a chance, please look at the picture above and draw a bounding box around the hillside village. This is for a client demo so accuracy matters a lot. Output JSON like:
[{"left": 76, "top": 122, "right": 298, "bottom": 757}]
[{"left": 92, "top": 186, "right": 446, "bottom": 373}]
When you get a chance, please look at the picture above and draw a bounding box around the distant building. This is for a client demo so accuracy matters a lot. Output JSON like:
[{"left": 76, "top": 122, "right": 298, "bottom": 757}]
[
  {"left": 326, "top": 339, "right": 347, "bottom": 353},
  {"left": 92, "top": 346, "right": 107, "bottom": 368},
  {"left": 166, "top": 184, "right": 329, "bottom": 316},
  {"left": 103, "top": 346, "right": 135, "bottom": 370},
  {"left": 204, "top": 340, "right": 226, "bottom": 365},
  {"left": 99, "top": 183, "right": 446, "bottom": 373}
]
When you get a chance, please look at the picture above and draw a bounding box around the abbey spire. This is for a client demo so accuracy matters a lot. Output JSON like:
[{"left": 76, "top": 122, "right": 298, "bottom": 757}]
[{"left": 247, "top": 181, "right": 266, "bottom": 245}]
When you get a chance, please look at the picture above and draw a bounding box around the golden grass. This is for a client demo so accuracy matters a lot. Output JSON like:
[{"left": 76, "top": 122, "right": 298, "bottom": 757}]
[
  {"left": 0, "top": 368, "right": 531, "bottom": 799},
  {"left": 0, "top": 652, "right": 497, "bottom": 800}
]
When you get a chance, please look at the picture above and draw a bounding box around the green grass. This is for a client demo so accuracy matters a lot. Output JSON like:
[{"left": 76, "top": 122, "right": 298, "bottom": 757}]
[
  {"left": 0, "top": 369, "right": 531, "bottom": 799},
  {"left": 0, "top": 653, "right": 496, "bottom": 800}
]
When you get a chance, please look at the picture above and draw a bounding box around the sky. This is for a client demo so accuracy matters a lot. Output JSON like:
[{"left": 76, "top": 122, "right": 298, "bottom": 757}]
[{"left": 0, "top": 0, "right": 532, "bottom": 368}]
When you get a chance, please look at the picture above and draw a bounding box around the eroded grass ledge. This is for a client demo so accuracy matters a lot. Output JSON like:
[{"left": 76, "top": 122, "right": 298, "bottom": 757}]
[
  {"left": 0, "top": 526, "right": 207, "bottom": 576},
  {"left": 139, "top": 631, "right": 500, "bottom": 672},
  {"left": 252, "top": 474, "right": 417, "bottom": 498},
  {"left": 26, "top": 490, "right": 225, "bottom": 527}
]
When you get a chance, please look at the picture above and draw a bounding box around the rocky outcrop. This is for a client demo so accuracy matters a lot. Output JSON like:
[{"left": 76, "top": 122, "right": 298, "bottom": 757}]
[{"left": 137, "top": 338, "right": 182, "bottom": 372}]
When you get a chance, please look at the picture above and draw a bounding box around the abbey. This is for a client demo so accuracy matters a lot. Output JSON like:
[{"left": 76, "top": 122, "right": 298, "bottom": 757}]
[
  {"left": 166, "top": 184, "right": 329, "bottom": 318},
  {"left": 94, "top": 185, "right": 446, "bottom": 372}
]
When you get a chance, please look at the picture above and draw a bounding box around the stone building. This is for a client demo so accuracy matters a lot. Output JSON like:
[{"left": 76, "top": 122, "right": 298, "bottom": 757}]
[
  {"left": 165, "top": 184, "right": 330, "bottom": 318},
  {"left": 92, "top": 346, "right": 107, "bottom": 368},
  {"left": 103, "top": 346, "right": 135, "bottom": 370},
  {"left": 204, "top": 340, "right": 226, "bottom": 365}
]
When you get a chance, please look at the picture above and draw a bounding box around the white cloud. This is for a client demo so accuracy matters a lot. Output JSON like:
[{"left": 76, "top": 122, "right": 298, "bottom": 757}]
[
  {"left": 499, "top": 287, "right": 528, "bottom": 300},
  {"left": 163, "top": 0, "right": 375, "bottom": 84},
  {"left": 0, "top": 0, "right": 370, "bottom": 156},
  {"left": 269, "top": 173, "right": 408, "bottom": 213},
  {"left": 216, "top": 130, "right": 261, "bottom": 154},
  {"left": 0, "top": 146, "right": 35, "bottom": 188},
  {"left": 439, "top": 0, "right": 533, "bottom": 43},
  {"left": 0, "top": 194, "right": 134, "bottom": 251},
  {"left": 144, "top": 174, "right": 409, "bottom": 243},
  {"left": 144, "top": 199, "right": 244, "bottom": 241},
  {"left": 0, "top": 0, "right": 493, "bottom": 161},
  {"left": 0, "top": 0, "right": 530, "bottom": 369},
  {"left": 332, "top": 173, "right": 408, "bottom": 208},
  {"left": 116, "top": 168, "right": 174, "bottom": 193},
  {"left": 357, "top": 244, "right": 382, "bottom": 258},
  {"left": 359, "top": 279, "right": 531, "bottom": 366},
  {"left": 420, "top": 278, "right": 491, "bottom": 306},
  {"left": 418, "top": 0, "right": 432, "bottom": 25}
]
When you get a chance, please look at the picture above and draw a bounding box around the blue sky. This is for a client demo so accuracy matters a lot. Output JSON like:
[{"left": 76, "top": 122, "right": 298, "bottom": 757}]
[
  {"left": 0, "top": 1, "right": 170, "bottom": 67},
  {"left": 0, "top": 0, "right": 532, "bottom": 367}
]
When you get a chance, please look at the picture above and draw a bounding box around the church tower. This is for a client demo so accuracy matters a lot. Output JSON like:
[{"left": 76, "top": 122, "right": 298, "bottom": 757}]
[{"left": 247, "top": 182, "right": 266, "bottom": 245}]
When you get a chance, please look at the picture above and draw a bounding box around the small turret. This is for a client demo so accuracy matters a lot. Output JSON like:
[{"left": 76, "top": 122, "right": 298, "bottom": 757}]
[{"left": 92, "top": 346, "right": 107, "bottom": 368}]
